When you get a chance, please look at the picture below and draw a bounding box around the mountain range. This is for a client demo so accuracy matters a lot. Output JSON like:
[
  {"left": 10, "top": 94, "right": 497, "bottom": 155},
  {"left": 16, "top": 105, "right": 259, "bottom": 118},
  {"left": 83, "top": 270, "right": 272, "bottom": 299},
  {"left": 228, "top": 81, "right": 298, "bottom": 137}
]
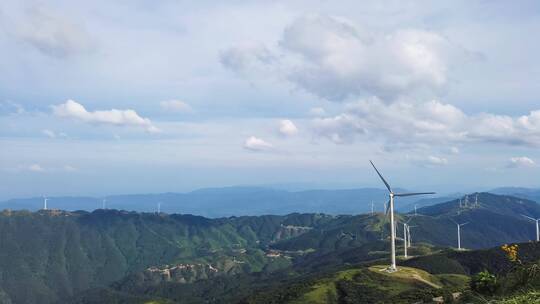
[
  {"left": 0, "top": 186, "right": 462, "bottom": 217},
  {"left": 0, "top": 192, "right": 539, "bottom": 303}
]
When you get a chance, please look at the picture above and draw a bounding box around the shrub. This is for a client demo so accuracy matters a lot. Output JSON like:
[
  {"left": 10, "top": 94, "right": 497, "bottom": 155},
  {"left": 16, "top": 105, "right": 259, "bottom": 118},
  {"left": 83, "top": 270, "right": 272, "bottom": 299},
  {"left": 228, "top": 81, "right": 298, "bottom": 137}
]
[{"left": 471, "top": 270, "right": 499, "bottom": 296}]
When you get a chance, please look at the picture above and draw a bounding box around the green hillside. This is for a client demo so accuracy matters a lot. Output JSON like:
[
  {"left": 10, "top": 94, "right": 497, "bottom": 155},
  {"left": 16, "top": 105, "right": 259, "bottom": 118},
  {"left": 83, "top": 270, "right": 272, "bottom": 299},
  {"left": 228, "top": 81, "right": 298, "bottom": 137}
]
[{"left": 0, "top": 193, "right": 539, "bottom": 303}]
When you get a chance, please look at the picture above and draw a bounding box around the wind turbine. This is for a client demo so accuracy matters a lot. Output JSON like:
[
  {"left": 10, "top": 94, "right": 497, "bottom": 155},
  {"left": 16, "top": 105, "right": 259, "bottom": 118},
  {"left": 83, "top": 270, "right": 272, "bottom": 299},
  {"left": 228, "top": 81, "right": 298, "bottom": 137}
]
[
  {"left": 451, "top": 219, "right": 469, "bottom": 250},
  {"left": 414, "top": 204, "right": 418, "bottom": 216},
  {"left": 402, "top": 222, "right": 409, "bottom": 258},
  {"left": 157, "top": 202, "right": 162, "bottom": 214},
  {"left": 370, "top": 160, "right": 435, "bottom": 272},
  {"left": 522, "top": 215, "right": 540, "bottom": 242},
  {"left": 403, "top": 217, "right": 416, "bottom": 248},
  {"left": 43, "top": 197, "right": 48, "bottom": 210},
  {"left": 102, "top": 199, "right": 107, "bottom": 209},
  {"left": 371, "top": 201, "right": 374, "bottom": 215}
]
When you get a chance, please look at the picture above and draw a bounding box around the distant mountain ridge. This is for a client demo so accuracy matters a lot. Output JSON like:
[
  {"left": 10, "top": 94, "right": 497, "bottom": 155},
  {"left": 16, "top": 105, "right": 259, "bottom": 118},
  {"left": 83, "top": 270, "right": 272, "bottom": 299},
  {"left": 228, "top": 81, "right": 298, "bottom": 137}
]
[
  {"left": 0, "top": 186, "right": 433, "bottom": 217},
  {"left": 490, "top": 187, "right": 540, "bottom": 203}
]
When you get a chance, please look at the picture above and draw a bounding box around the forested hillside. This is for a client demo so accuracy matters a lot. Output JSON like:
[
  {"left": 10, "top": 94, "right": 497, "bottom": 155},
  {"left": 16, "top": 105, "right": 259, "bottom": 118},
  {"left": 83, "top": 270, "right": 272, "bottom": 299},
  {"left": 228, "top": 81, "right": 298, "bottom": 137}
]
[{"left": 0, "top": 193, "right": 538, "bottom": 303}]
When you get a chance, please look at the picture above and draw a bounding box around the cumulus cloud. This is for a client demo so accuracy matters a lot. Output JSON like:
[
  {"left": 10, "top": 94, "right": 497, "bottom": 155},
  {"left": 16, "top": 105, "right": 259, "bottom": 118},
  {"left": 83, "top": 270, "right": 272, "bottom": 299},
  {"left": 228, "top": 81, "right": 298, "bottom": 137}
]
[
  {"left": 278, "top": 119, "right": 298, "bottom": 136},
  {"left": 219, "top": 42, "right": 276, "bottom": 75},
  {"left": 41, "top": 129, "right": 56, "bottom": 138},
  {"left": 244, "top": 136, "right": 273, "bottom": 151},
  {"left": 308, "top": 107, "right": 326, "bottom": 117},
  {"left": 427, "top": 155, "right": 448, "bottom": 166},
  {"left": 28, "top": 164, "right": 45, "bottom": 172},
  {"left": 0, "top": 101, "right": 25, "bottom": 115},
  {"left": 507, "top": 156, "right": 536, "bottom": 168},
  {"left": 13, "top": 7, "right": 94, "bottom": 58},
  {"left": 410, "top": 155, "right": 448, "bottom": 167},
  {"left": 222, "top": 14, "right": 458, "bottom": 101},
  {"left": 160, "top": 100, "right": 193, "bottom": 113},
  {"left": 63, "top": 165, "right": 77, "bottom": 172},
  {"left": 312, "top": 97, "right": 540, "bottom": 147},
  {"left": 52, "top": 99, "right": 160, "bottom": 133}
]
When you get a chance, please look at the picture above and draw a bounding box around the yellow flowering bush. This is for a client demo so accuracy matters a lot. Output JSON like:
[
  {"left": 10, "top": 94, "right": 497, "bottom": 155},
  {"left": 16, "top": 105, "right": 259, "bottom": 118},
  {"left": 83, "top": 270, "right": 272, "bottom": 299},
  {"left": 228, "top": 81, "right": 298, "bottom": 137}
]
[{"left": 501, "top": 244, "right": 519, "bottom": 263}]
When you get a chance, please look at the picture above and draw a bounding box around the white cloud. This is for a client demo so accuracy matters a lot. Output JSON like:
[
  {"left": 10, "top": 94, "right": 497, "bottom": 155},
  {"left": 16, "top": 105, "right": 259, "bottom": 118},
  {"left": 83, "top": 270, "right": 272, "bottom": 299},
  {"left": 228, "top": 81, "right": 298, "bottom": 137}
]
[
  {"left": 0, "top": 101, "right": 25, "bottom": 115},
  {"left": 427, "top": 155, "right": 448, "bottom": 166},
  {"left": 219, "top": 42, "right": 277, "bottom": 75},
  {"left": 41, "top": 129, "right": 56, "bottom": 138},
  {"left": 63, "top": 165, "right": 77, "bottom": 172},
  {"left": 13, "top": 6, "right": 94, "bottom": 58},
  {"left": 222, "top": 14, "right": 458, "bottom": 101},
  {"left": 160, "top": 100, "right": 193, "bottom": 113},
  {"left": 243, "top": 136, "right": 273, "bottom": 151},
  {"left": 308, "top": 107, "right": 326, "bottom": 117},
  {"left": 508, "top": 156, "right": 536, "bottom": 168},
  {"left": 52, "top": 99, "right": 160, "bottom": 133},
  {"left": 28, "top": 164, "right": 44, "bottom": 172},
  {"left": 312, "top": 97, "right": 540, "bottom": 147},
  {"left": 410, "top": 155, "right": 448, "bottom": 167},
  {"left": 278, "top": 119, "right": 298, "bottom": 136}
]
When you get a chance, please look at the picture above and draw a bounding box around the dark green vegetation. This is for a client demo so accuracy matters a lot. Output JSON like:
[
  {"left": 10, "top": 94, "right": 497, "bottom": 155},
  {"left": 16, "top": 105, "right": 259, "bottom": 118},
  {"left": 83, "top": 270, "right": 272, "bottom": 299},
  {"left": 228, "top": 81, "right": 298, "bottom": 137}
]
[{"left": 0, "top": 192, "right": 538, "bottom": 303}]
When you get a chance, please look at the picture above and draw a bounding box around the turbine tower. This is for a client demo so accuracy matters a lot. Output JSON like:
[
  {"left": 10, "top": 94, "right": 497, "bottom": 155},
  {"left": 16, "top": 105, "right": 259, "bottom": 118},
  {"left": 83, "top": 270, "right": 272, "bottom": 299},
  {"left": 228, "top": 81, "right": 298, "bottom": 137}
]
[
  {"left": 402, "top": 222, "right": 408, "bottom": 258},
  {"left": 157, "top": 202, "right": 162, "bottom": 214},
  {"left": 102, "top": 199, "right": 107, "bottom": 209},
  {"left": 369, "top": 160, "right": 435, "bottom": 272},
  {"left": 522, "top": 215, "right": 540, "bottom": 241},
  {"left": 371, "top": 201, "right": 374, "bottom": 215},
  {"left": 407, "top": 225, "right": 417, "bottom": 248},
  {"left": 43, "top": 197, "right": 48, "bottom": 210},
  {"left": 451, "top": 219, "right": 469, "bottom": 250}
]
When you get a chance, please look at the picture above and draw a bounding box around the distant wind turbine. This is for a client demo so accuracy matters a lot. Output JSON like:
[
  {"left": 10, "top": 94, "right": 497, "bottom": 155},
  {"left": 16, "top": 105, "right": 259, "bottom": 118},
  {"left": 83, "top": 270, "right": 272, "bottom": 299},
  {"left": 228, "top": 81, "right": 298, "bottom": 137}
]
[
  {"left": 370, "top": 160, "right": 435, "bottom": 272},
  {"left": 157, "top": 202, "right": 162, "bottom": 214},
  {"left": 402, "top": 222, "right": 409, "bottom": 258},
  {"left": 43, "top": 196, "right": 48, "bottom": 210},
  {"left": 522, "top": 215, "right": 540, "bottom": 242},
  {"left": 407, "top": 224, "right": 418, "bottom": 248},
  {"left": 451, "top": 219, "right": 469, "bottom": 250},
  {"left": 414, "top": 204, "right": 418, "bottom": 216},
  {"left": 371, "top": 201, "right": 374, "bottom": 215},
  {"left": 102, "top": 199, "right": 107, "bottom": 209}
]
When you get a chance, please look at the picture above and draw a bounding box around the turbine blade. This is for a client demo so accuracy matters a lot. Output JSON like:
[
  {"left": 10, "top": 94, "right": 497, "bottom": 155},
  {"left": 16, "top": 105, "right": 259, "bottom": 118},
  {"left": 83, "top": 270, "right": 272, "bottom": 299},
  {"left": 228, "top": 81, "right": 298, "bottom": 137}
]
[
  {"left": 369, "top": 160, "right": 392, "bottom": 193},
  {"left": 461, "top": 222, "right": 469, "bottom": 226},
  {"left": 394, "top": 192, "right": 436, "bottom": 197},
  {"left": 385, "top": 199, "right": 391, "bottom": 216},
  {"left": 522, "top": 214, "right": 535, "bottom": 221}
]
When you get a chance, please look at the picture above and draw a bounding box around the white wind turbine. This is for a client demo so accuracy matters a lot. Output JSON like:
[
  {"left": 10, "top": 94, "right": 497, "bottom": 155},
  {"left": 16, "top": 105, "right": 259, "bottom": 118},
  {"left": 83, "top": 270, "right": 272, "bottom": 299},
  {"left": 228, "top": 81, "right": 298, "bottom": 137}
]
[
  {"left": 43, "top": 196, "right": 48, "bottom": 210},
  {"left": 451, "top": 219, "right": 469, "bottom": 250},
  {"left": 371, "top": 201, "right": 374, "bottom": 215},
  {"left": 102, "top": 199, "right": 107, "bottom": 209},
  {"left": 370, "top": 160, "right": 435, "bottom": 272},
  {"left": 401, "top": 217, "right": 417, "bottom": 257},
  {"left": 402, "top": 222, "right": 409, "bottom": 258},
  {"left": 157, "top": 201, "right": 162, "bottom": 214},
  {"left": 407, "top": 224, "right": 417, "bottom": 248},
  {"left": 522, "top": 215, "right": 540, "bottom": 242}
]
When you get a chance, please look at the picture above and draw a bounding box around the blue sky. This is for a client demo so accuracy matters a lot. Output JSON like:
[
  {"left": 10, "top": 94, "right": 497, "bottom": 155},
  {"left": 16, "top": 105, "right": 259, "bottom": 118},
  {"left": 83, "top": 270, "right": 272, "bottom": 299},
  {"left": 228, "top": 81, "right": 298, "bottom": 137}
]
[{"left": 1, "top": 1, "right": 540, "bottom": 199}]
